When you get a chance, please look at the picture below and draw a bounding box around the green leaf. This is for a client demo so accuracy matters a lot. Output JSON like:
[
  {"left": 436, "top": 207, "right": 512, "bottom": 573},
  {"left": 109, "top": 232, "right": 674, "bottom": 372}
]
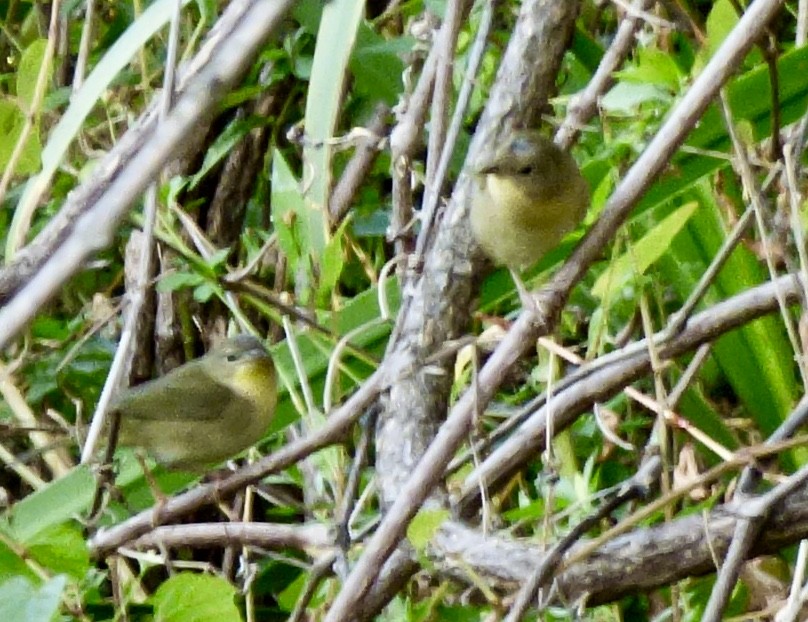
[
  {"left": 600, "top": 82, "right": 672, "bottom": 114},
  {"left": 0, "top": 575, "right": 66, "bottom": 622},
  {"left": 349, "top": 24, "right": 410, "bottom": 104},
  {"left": 660, "top": 186, "right": 799, "bottom": 455},
  {"left": 0, "top": 538, "right": 37, "bottom": 584},
  {"left": 156, "top": 271, "right": 205, "bottom": 293},
  {"left": 705, "top": 0, "right": 739, "bottom": 59},
  {"left": 302, "top": 0, "right": 364, "bottom": 255},
  {"left": 0, "top": 99, "right": 41, "bottom": 175},
  {"left": 318, "top": 219, "right": 348, "bottom": 304},
  {"left": 592, "top": 201, "right": 698, "bottom": 300},
  {"left": 207, "top": 247, "right": 232, "bottom": 269},
  {"left": 407, "top": 508, "right": 449, "bottom": 553},
  {"left": 4, "top": 466, "right": 95, "bottom": 542},
  {"left": 276, "top": 570, "right": 307, "bottom": 613},
  {"left": 26, "top": 524, "right": 90, "bottom": 580},
  {"left": 293, "top": 0, "right": 324, "bottom": 34},
  {"left": 616, "top": 47, "right": 682, "bottom": 91},
  {"left": 192, "top": 281, "right": 218, "bottom": 303},
  {"left": 151, "top": 573, "right": 240, "bottom": 622},
  {"left": 271, "top": 150, "right": 315, "bottom": 274},
  {"left": 16, "top": 39, "right": 50, "bottom": 110}
]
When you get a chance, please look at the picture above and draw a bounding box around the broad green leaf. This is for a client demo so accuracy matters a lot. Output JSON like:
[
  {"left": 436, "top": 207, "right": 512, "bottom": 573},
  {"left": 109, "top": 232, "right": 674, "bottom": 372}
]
[
  {"left": 156, "top": 271, "right": 206, "bottom": 292},
  {"left": 26, "top": 524, "right": 89, "bottom": 580},
  {"left": 592, "top": 201, "right": 698, "bottom": 299},
  {"left": 16, "top": 39, "right": 50, "bottom": 110},
  {"left": 302, "top": 0, "right": 365, "bottom": 257},
  {"left": 277, "top": 572, "right": 307, "bottom": 612},
  {"left": 0, "top": 538, "right": 36, "bottom": 583},
  {"left": 293, "top": 0, "right": 324, "bottom": 34},
  {"left": 600, "top": 82, "right": 672, "bottom": 114},
  {"left": 616, "top": 47, "right": 683, "bottom": 91},
  {"left": 705, "top": 0, "right": 739, "bottom": 60},
  {"left": 636, "top": 45, "right": 808, "bottom": 218},
  {"left": 0, "top": 575, "right": 66, "bottom": 622},
  {"left": 350, "top": 24, "right": 410, "bottom": 104},
  {"left": 193, "top": 281, "right": 217, "bottom": 303},
  {"left": 661, "top": 188, "right": 798, "bottom": 450},
  {"left": 4, "top": 466, "right": 94, "bottom": 542},
  {"left": 271, "top": 149, "right": 308, "bottom": 273},
  {"left": 152, "top": 573, "right": 240, "bottom": 622},
  {"left": 0, "top": 99, "right": 41, "bottom": 175},
  {"left": 318, "top": 218, "right": 348, "bottom": 304}
]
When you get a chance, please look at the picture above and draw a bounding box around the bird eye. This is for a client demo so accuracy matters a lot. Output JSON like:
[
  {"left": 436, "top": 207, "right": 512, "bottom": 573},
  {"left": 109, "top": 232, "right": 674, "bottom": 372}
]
[
  {"left": 517, "top": 165, "right": 533, "bottom": 175},
  {"left": 226, "top": 353, "right": 239, "bottom": 362}
]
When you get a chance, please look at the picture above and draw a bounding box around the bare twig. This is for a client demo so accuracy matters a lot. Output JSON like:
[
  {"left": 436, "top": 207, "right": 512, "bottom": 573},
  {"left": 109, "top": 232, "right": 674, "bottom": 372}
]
[{"left": 703, "top": 464, "right": 808, "bottom": 622}]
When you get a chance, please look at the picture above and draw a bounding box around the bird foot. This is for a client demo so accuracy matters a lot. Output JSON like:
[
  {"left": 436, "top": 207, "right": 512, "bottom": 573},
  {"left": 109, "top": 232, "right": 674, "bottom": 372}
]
[
  {"left": 510, "top": 269, "right": 547, "bottom": 317},
  {"left": 518, "top": 290, "right": 548, "bottom": 317}
]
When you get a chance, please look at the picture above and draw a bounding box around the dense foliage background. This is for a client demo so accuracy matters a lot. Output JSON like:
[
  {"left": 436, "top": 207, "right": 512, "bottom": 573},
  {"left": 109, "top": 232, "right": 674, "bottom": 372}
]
[{"left": 1, "top": 0, "right": 808, "bottom": 620}]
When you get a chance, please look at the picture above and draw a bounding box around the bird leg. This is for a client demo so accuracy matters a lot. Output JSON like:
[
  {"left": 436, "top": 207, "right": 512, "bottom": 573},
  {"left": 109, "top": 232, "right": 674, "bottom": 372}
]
[
  {"left": 509, "top": 268, "right": 547, "bottom": 317},
  {"left": 135, "top": 451, "right": 167, "bottom": 526}
]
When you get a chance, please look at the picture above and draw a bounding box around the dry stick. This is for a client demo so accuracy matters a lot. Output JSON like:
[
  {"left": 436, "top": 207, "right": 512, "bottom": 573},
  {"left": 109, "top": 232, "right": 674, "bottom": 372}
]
[
  {"left": 89, "top": 364, "right": 389, "bottom": 557},
  {"left": 0, "top": 0, "right": 237, "bottom": 302},
  {"left": 550, "top": 0, "right": 784, "bottom": 306},
  {"left": 703, "top": 463, "right": 808, "bottom": 622},
  {"left": 388, "top": 44, "right": 439, "bottom": 261},
  {"left": 669, "top": 343, "right": 712, "bottom": 406},
  {"left": 322, "top": 3, "right": 786, "bottom": 617},
  {"left": 419, "top": 442, "right": 808, "bottom": 609},
  {"left": 737, "top": 396, "right": 808, "bottom": 494},
  {"left": 328, "top": 103, "right": 390, "bottom": 225},
  {"left": 297, "top": 410, "right": 363, "bottom": 578},
  {"left": 129, "top": 521, "right": 332, "bottom": 552},
  {"left": 799, "top": 0, "right": 808, "bottom": 45},
  {"left": 81, "top": 0, "right": 183, "bottom": 467},
  {"left": 414, "top": 0, "right": 496, "bottom": 260},
  {"left": 450, "top": 0, "right": 660, "bottom": 472},
  {"left": 289, "top": 553, "right": 339, "bottom": 622},
  {"left": 414, "top": 441, "right": 808, "bottom": 609},
  {"left": 72, "top": 0, "right": 96, "bottom": 91},
  {"left": 424, "top": 0, "right": 465, "bottom": 189},
  {"left": 0, "top": 360, "right": 71, "bottom": 479},
  {"left": 0, "top": 0, "right": 296, "bottom": 350},
  {"left": 556, "top": 0, "right": 654, "bottom": 149},
  {"left": 334, "top": 406, "right": 379, "bottom": 556},
  {"left": 504, "top": 455, "right": 662, "bottom": 622},
  {"left": 559, "top": 436, "right": 808, "bottom": 579},
  {"left": 783, "top": 141, "right": 808, "bottom": 302},
  {"left": 408, "top": 0, "right": 585, "bottom": 568},
  {"left": 85, "top": 2, "right": 181, "bottom": 521},
  {"left": 781, "top": 540, "right": 808, "bottom": 622}
]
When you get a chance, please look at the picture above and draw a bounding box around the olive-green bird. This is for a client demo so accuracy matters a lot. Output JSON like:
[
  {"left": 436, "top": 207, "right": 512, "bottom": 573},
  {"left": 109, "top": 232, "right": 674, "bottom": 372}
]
[
  {"left": 111, "top": 335, "right": 276, "bottom": 471},
  {"left": 470, "top": 130, "right": 589, "bottom": 305}
]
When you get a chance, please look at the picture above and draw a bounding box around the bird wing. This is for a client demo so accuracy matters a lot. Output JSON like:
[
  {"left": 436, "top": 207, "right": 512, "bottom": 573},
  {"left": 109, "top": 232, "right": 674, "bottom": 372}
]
[{"left": 111, "top": 361, "right": 240, "bottom": 421}]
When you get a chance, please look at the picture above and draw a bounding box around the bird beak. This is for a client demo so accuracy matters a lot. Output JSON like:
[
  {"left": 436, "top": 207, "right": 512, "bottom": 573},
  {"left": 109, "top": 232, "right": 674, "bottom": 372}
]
[{"left": 473, "top": 158, "right": 500, "bottom": 176}]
